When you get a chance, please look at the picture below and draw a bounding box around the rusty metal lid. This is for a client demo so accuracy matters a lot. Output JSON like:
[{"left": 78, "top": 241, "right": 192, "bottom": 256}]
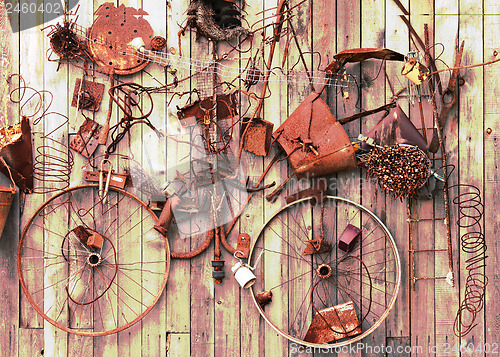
[{"left": 87, "top": 3, "right": 154, "bottom": 75}]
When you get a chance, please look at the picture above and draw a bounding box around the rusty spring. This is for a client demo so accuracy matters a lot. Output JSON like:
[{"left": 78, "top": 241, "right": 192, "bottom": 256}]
[
  {"left": 9, "top": 75, "right": 74, "bottom": 193},
  {"left": 452, "top": 183, "right": 487, "bottom": 337}
]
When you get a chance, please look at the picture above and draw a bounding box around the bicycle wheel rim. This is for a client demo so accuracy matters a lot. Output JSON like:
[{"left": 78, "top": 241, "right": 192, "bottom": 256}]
[
  {"left": 249, "top": 195, "right": 401, "bottom": 348},
  {"left": 17, "top": 184, "right": 170, "bottom": 336}
]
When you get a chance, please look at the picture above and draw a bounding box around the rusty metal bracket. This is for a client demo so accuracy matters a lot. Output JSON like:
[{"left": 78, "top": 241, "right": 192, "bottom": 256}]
[
  {"left": 69, "top": 117, "right": 102, "bottom": 158},
  {"left": 235, "top": 233, "right": 250, "bottom": 259},
  {"left": 285, "top": 179, "right": 327, "bottom": 206},
  {"left": 302, "top": 235, "right": 332, "bottom": 256},
  {"left": 84, "top": 170, "right": 129, "bottom": 189},
  {"left": 71, "top": 79, "right": 105, "bottom": 112}
]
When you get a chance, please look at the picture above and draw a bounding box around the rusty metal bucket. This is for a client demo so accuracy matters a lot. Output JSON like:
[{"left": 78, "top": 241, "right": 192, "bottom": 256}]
[
  {"left": 273, "top": 92, "right": 358, "bottom": 178},
  {"left": 0, "top": 185, "right": 15, "bottom": 237}
]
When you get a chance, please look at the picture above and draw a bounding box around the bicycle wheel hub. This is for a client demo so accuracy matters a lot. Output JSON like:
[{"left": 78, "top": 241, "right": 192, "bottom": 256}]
[
  {"left": 316, "top": 264, "right": 332, "bottom": 279},
  {"left": 87, "top": 252, "right": 102, "bottom": 267}
]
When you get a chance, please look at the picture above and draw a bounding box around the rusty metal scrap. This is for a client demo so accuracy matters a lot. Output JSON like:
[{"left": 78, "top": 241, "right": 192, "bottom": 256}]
[
  {"left": 304, "top": 301, "right": 362, "bottom": 344},
  {"left": 285, "top": 179, "right": 327, "bottom": 206},
  {"left": 69, "top": 117, "right": 102, "bottom": 158},
  {"left": 240, "top": 117, "right": 273, "bottom": 156},
  {"left": 46, "top": 18, "right": 90, "bottom": 62},
  {"left": 338, "top": 224, "right": 361, "bottom": 253},
  {"left": 302, "top": 235, "right": 332, "bottom": 256},
  {"left": 71, "top": 79, "right": 105, "bottom": 112},
  {"left": 362, "top": 105, "right": 428, "bottom": 152},
  {"left": 255, "top": 290, "right": 273, "bottom": 307},
  {"left": 177, "top": 93, "right": 238, "bottom": 127},
  {"left": 0, "top": 116, "right": 33, "bottom": 193},
  {"left": 273, "top": 92, "right": 357, "bottom": 178},
  {"left": 325, "top": 48, "right": 405, "bottom": 74},
  {"left": 150, "top": 36, "right": 167, "bottom": 51},
  {"left": 87, "top": 3, "right": 154, "bottom": 75}
]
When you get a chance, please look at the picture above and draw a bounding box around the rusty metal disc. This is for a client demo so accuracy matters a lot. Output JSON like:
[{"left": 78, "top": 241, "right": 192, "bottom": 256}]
[{"left": 87, "top": 2, "right": 154, "bottom": 75}]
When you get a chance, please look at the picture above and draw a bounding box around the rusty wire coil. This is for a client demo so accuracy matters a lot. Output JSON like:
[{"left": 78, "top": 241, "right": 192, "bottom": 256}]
[{"left": 452, "top": 184, "right": 488, "bottom": 337}]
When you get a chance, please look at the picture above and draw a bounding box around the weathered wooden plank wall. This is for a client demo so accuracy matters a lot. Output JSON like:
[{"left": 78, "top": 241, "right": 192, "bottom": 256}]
[{"left": 0, "top": 0, "right": 498, "bottom": 355}]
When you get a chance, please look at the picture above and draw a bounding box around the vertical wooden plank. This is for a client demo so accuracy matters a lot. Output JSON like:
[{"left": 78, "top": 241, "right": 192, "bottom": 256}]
[
  {"left": 458, "top": 0, "right": 485, "bottom": 355},
  {"left": 140, "top": 1, "right": 168, "bottom": 356},
  {"left": 40, "top": 0, "right": 69, "bottom": 354},
  {"left": 360, "top": 0, "right": 389, "bottom": 355},
  {"left": 434, "top": 0, "right": 460, "bottom": 353},
  {"left": 164, "top": 1, "right": 191, "bottom": 354},
  {"left": 18, "top": 0, "right": 45, "bottom": 332},
  {"left": 484, "top": 0, "right": 500, "bottom": 350},
  {"left": 189, "top": 8, "right": 215, "bottom": 357},
  {"left": 336, "top": 1, "right": 362, "bottom": 356},
  {"left": 262, "top": 0, "right": 288, "bottom": 354},
  {"left": 311, "top": 4, "right": 337, "bottom": 357},
  {"left": 408, "top": 2, "right": 438, "bottom": 356},
  {"left": 238, "top": 0, "right": 265, "bottom": 355},
  {"left": 167, "top": 333, "right": 190, "bottom": 357},
  {"left": 385, "top": 0, "right": 410, "bottom": 345},
  {"left": 0, "top": 1, "right": 19, "bottom": 356},
  {"left": 18, "top": 328, "right": 44, "bottom": 357},
  {"left": 285, "top": 1, "right": 313, "bottom": 356},
  {"left": 68, "top": 335, "right": 93, "bottom": 356}
]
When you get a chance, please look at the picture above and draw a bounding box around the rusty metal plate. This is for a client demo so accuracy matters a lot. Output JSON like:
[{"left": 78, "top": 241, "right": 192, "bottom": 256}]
[
  {"left": 304, "top": 301, "right": 362, "bottom": 344},
  {"left": 273, "top": 92, "right": 357, "bottom": 178},
  {"left": 241, "top": 117, "right": 273, "bottom": 156},
  {"left": 0, "top": 116, "right": 34, "bottom": 193},
  {"left": 87, "top": 3, "right": 154, "bottom": 75},
  {"left": 71, "top": 79, "right": 105, "bottom": 112},
  {"left": 70, "top": 118, "right": 102, "bottom": 158}
]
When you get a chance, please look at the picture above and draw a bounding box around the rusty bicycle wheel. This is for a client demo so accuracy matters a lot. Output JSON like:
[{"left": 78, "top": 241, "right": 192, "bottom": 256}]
[
  {"left": 248, "top": 195, "right": 401, "bottom": 348},
  {"left": 18, "top": 184, "right": 170, "bottom": 336}
]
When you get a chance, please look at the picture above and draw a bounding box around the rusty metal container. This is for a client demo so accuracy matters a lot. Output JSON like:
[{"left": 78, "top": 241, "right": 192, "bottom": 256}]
[
  {"left": 0, "top": 186, "right": 15, "bottom": 238},
  {"left": 273, "top": 92, "right": 357, "bottom": 178}
]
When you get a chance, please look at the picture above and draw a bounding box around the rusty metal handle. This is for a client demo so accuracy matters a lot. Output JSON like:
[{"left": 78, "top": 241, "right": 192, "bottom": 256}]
[
  {"left": 98, "top": 72, "right": 114, "bottom": 145},
  {"left": 153, "top": 196, "right": 179, "bottom": 236}
]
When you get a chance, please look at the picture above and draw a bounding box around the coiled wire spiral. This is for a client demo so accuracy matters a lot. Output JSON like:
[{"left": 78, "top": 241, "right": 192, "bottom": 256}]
[
  {"left": 9, "top": 74, "right": 74, "bottom": 193},
  {"left": 452, "top": 183, "right": 488, "bottom": 337}
]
